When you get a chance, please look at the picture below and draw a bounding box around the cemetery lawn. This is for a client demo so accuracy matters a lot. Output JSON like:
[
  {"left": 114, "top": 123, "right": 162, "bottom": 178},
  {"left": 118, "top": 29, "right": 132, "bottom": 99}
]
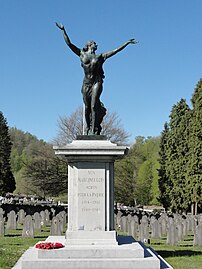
[
  {"left": 0, "top": 225, "right": 50, "bottom": 269},
  {"left": 1, "top": 230, "right": 202, "bottom": 269},
  {"left": 149, "top": 235, "right": 202, "bottom": 269}
]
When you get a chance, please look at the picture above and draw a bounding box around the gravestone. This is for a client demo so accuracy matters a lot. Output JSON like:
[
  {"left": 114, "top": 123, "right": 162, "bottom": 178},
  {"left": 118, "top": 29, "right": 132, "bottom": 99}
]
[
  {"left": 0, "top": 207, "right": 4, "bottom": 217},
  {"left": 0, "top": 215, "right": 5, "bottom": 236},
  {"left": 186, "top": 214, "right": 192, "bottom": 232},
  {"left": 120, "top": 214, "right": 128, "bottom": 233},
  {"left": 115, "top": 210, "right": 122, "bottom": 230},
  {"left": 193, "top": 223, "right": 202, "bottom": 247},
  {"left": 159, "top": 214, "right": 167, "bottom": 236},
  {"left": 127, "top": 214, "right": 133, "bottom": 235},
  {"left": 57, "top": 213, "right": 65, "bottom": 234},
  {"left": 176, "top": 219, "right": 183, "bottom": 242},
  {"left": 22, "top": 215, "right": 34, "bottom": 238},
  {"left": 129, "top": 215, "right": 139, "bottom": 239},
  {"left": 50, "top": 216, "right": 62, "bottom": 236},
  {"left": 40, "top": 211, "right": 46, "bottom": 226},
  {"left": 191, "top": 215, "right": 197, "bottom": 232},
  {"left": 6, "top": 210, "right": 17, "bottom": 230},
  {"left": 167, "top": 217, "right": 178, "bottom": 245},
  {"left": 151, "top": 219, "right": 162, "bottom": 239},
  {"left": 182, "top": 217, "right": 188, "bottom": 237},
  {"left": 56, "top": 211, "right": 67, "bottom": 233},
  {"left": 44, "top": 209, "right": 50, "bottom": 225},
  {"left": 134, "top": 214, "right": 140, "bottom": 225},
  {"left": 18, "top": 209, "right": 26, "bottom": 224},
  {"left": 150, "top": 215, "right": 156, "bottom": 227},
  {"left": 33, "top": 212, "right": 41, "bottom": 232},
  {"left": 199, "top": 214, "right": 202, "bottom": 224},
  {"left": 139, "top": 215, "right": 149, "bottom": 243}
]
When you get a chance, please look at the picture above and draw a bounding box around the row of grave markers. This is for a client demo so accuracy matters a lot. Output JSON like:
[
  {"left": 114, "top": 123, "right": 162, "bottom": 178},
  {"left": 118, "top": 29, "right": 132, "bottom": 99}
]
[
  {"left": 0, "top": 207, "right": 202, "bottom": 246},
  {"left": 0, "top": 207, "right": 67, "bottom": 238},
  {"left": 115, "top": 211, "right": 202, "bottom": 246}
]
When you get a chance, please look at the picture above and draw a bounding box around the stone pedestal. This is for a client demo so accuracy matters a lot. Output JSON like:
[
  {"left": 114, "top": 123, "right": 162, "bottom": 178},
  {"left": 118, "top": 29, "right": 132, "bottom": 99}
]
[
  {"left": 12, "top": 137, "right": 173, "bottom": 269},
  {"left": 54, "top": 136, "right": 126, "bottom": 245}
]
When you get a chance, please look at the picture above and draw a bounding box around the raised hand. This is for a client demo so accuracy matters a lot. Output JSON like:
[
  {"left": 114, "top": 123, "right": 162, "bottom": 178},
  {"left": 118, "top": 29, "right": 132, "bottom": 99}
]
[
  {"left": 128, "top": 38, "right": 139, "bottom": 44},
  {"left": 55, "top": 22, "right": 64, "bottom": 31}
]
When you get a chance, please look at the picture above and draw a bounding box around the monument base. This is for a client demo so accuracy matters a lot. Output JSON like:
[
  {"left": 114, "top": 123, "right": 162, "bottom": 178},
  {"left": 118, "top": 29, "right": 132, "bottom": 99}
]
[
  {"left": 12, "top": 138, "right": 172, "bottom": 269},
  {"left": 12, "top": 235, "right": 173, "bottom": 269},
  {"left": 66, "top": 230, "right": 118, "bottom": 245}
]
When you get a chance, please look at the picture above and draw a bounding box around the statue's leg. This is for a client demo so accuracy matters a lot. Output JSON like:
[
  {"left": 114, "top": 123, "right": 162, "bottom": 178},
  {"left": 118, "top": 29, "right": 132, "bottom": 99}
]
[
  {"left": 91, "top": 83, "right": 102, "bottom": 134},
  {"left": 83, "top": 92, "right": 91, "bottom": 134}
]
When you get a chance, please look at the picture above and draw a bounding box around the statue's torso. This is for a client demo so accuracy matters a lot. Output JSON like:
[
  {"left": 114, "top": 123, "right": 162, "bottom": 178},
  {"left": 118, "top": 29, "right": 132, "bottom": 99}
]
[{"left": 80, "top": 52, "right": 105, "bottom": 84}]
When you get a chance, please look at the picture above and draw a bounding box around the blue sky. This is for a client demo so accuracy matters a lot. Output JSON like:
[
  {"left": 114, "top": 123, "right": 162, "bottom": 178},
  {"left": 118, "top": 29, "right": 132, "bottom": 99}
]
[{"left": 1, "top": 1, "right": 202, "bottom": 143}]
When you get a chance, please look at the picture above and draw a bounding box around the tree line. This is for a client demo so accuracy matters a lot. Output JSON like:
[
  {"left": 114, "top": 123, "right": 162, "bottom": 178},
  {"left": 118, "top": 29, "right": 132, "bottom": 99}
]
[{"left": 158, "top": 79, "right": 202, "bottom": 214}]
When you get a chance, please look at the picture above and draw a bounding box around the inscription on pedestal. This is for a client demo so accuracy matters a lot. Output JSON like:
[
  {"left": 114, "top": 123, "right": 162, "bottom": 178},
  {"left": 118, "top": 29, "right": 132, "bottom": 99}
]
[{"left": 78, "top": 163, "right": 105, "bottom": 231}]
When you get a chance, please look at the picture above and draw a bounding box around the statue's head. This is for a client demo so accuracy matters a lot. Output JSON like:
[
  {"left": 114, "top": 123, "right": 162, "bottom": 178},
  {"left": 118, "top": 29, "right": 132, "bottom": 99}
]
[{"left": 83, "top": 40, "right": 97, "bottom": 52}]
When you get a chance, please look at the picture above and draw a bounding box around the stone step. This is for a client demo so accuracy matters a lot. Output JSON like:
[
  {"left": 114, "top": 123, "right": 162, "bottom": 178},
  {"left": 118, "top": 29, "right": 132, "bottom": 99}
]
[
  {"left": 38, "top": 243, "right": 144, "bottom": 259},
  {"left": 22, "top": 256, "right": 160, "bottom": 269},
  {"left": 13, "top": 236, "right": 173, "bottom": 269}
]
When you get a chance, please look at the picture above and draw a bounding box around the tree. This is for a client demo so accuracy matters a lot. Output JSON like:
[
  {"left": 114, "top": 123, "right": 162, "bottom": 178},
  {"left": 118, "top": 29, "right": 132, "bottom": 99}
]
[
  {"left": 136, "top": 160, "right": 153, "bottom": 205},
  {"left": 158, "top": 99, "right": 191, "bottom": 212},
  {"left": 187, "top": 79, "right": 202, "bottom": 214},
  {"left": 114, "top": 155, "right": 136, "bottom": 206},
  {"left": 9, "top": 128, "right": 53, "bottom": 194},
  {"left": 114, "top": 136, "right": 161, "bottom": 206},
  {"left": 0, "top": 112, "right": 15, "bottom": 194},
  {"left": 52, "top": 106, "right": 130, "bottom": 145},
  {"left": 135, "top": 136, "right": 160, "bottom": 205},
  {"left": 168, "top": 99, "right": 191, "bottom": 212},
  {"left": 24, "top": 148, "right": 68, "bottom": 198},
  {"left": 158, "top": 123, "right": 172, "bottom": 210},
  {"left": 115, "top": 136, "right": 145, "bottom": 206},
  {"left": 158, "top": 80, "right": 202, "bottom": 213}
]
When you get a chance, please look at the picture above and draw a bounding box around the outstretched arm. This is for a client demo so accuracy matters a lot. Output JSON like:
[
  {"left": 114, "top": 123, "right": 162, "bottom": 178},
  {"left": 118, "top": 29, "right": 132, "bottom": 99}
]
[
  {"left": 56, "top": 22, "right": 81, "bottom": 56},
  {"left": 102, "top": 39, "right": 138, "bottom": 59}
]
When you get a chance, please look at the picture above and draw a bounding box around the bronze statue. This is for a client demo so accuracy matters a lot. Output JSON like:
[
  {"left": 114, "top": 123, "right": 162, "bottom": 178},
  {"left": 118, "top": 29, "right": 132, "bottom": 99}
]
[{"left": 56, "top": 22, "right": 138, "bottom": 135}]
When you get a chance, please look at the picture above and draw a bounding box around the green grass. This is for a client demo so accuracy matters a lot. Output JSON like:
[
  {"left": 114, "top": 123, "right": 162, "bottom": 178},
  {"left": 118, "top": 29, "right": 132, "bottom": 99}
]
[
  {"left": 148, "top": 234, "right": 202, "bottom": 269},
  {"left": 0, "top": 225, "right": 50, "bottom": 269},
  {"left": 0, "top": 228, "right": 202, "bottom": 269}
]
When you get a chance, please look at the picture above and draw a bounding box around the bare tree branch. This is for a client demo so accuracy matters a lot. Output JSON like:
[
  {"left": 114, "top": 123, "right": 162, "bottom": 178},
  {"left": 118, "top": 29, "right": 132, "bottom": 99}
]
[{"left": 52, "top": 106, "right": 130, "bottom": 146}]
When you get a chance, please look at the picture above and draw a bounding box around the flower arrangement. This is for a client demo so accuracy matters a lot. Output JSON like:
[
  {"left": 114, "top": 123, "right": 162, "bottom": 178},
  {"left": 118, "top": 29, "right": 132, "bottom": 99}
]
[{"left": 35, "top": 242, "right": 64, "bottom": 250}]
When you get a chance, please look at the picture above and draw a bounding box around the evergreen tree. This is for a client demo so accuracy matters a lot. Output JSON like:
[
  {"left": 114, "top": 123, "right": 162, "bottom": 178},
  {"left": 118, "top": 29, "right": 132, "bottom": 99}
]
[
  {"left": 0, "top": 112, "right": 15, "bottom": 194},
  {"left": 165, "top": 99, "right": 191, "bottom": 212},
  {"left": 187, "top": 79, "right": 202, "bottom": 214},
  {"left": 158, "top": 122, "right": 172, "bottom": 210}
]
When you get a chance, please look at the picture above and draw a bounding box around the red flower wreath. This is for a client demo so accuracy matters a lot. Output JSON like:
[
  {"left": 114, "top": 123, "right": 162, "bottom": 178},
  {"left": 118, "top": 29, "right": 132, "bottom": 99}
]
[{"left": 35, "top": 242, "right": 64, "bottom": 250}]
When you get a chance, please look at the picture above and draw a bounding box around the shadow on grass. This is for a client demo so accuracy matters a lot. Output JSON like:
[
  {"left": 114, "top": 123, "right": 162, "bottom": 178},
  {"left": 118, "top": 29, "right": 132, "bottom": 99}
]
[
  {"left": 4, "top": 234, "right": 48, "bottom": 240},
  {"left": 34, "top": 235, "right": 49, "bottom": 239},
  {"left": 5, "top": 234, "right": 21, "bottom": 237},
  {"left": 157, "top": 250, "right": 202, "bottom": 258}
]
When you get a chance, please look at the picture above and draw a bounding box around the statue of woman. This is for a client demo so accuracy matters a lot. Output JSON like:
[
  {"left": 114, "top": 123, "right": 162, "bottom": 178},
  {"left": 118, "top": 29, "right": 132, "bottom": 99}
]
[{"left": 56, "top": 23, "right": 138, "bottom": 135}]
